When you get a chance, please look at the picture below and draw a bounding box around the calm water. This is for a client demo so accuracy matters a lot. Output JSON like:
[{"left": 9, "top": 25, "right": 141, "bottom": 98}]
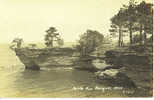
[{"left": 0, "top": 44, "right": 130, "bottom": 97}]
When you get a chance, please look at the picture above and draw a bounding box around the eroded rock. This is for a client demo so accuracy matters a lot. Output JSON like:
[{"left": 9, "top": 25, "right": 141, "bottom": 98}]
[
  {"left": 25, "top": 60, "right": 40, "bottom": 70},
  {"left": 95, "top": 68, "right": 136, "bottom": 88},
  {"left": 92, "top": 59, "right": 111, "bottom": 70}
]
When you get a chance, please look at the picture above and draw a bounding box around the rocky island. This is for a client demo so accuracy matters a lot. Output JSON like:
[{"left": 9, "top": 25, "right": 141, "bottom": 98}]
[
  {"left": 0, "top": 0, "right": 153, "bottom": 97},
  {"left": 95, "top": 44, "right": 153, "bottom": 96},
  {"left": 9, "top": 1, "right": 153, "bottom": 97},
  {"left": 10, "top": 29, "right": 153, "bottom": 97},
  {"left": 14, "top": 47, "right": 77, "bottom": 70},
  {"left": 10, "top": 27, "right": 81, "bottom": 70}
]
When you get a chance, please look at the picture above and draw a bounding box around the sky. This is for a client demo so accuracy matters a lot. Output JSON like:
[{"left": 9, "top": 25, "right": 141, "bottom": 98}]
[{"left": 0, "top": 0, "right": 152, "bottom": 43}]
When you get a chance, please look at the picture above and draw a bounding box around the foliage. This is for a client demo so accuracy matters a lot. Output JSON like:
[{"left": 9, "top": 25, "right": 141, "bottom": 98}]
[
  {"left": 77, "top": 30, "right": 104, "bottom": 56},
  {"left": 44, "top": 27, "right": 60, "bottom": 47},
  {"left": 109, "top": 0, "right": 153, "bottom": 46}
]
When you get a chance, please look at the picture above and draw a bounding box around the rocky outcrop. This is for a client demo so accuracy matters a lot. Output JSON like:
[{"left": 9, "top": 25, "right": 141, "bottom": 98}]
[
  {"left": 101, "top": 47, "right": 153, "bottom": 95},
  {"left": 104, "top": 50, "right": 151, "bottom": 66},
  {"left": 104, "top": 45, "right": 153, "bottom": 66},
  {"left": 14, "top": 48, "right": 77, "bottom": 70},
  {"left": 95, "top": 68, "right": 136, "bottom": 88},
  {"left": 92, "top": 59, "right": 111, "bottom": 70},
  {"left": 15, "top": 48, "right": 41, "bottom": 70},
  {"left": 95, "top": 68, "right": 119, "bottom": 78},
  {"left": 39, "top": 56, "right": 78, "bottom": 67}
]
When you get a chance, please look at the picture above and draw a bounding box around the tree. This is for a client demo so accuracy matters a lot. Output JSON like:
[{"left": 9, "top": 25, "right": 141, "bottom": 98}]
[
  {"left": 77, "top": 30, "right": 104, "bottom": 56},
  {"left": 123, "top": 0, "right": 153, "bottom": 45},
  {"left": 44, "top": 27, "right": 60, "bottom": 47},
  {"left": 110, "top": 8, "right": 127, "bottom": 47},
  {"left": 127, "top": 0, "right": 137, "bottom": 44},
  {"left": 110, "top": 0, "right": 138, "bottom": 46},
  {"left": 110, "top": 0, "right": 153, "bottom": 46},
  {"left": 135, "top": 1, "right": 153, "bottom": 44}
]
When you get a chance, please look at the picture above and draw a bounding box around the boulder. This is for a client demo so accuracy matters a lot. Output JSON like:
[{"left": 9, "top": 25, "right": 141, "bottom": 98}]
[
  {"left": 92, "top": 59, "right": 111, "bottom": 70},
  {"left": 95, "top": 69, "right": 119, "bottom": 79},
  {"left": 95, "top": 68, "right": 136, "bottom": 88}
]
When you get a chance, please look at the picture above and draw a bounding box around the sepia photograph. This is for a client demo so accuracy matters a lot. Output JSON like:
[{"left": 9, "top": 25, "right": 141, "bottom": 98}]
[{"left": 0, "top": 0, "right": 153, "bottom": 98}]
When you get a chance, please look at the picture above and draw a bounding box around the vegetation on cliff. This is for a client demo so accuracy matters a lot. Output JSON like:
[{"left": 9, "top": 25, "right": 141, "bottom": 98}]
[
  {"left": 9, "top": 0, "right": 153, "bottom": 97},
  {"left": 109, "top": 0, "right": 153, "bottom": 47},
  {"left": 76, "top": 29, "right": 104, "bottom": 57},
  {"left": 93, "top": 0, "right": 153, "bottom": 96},
  {"left": 45, "top": 27, "right": 64, "bottom": 48}
]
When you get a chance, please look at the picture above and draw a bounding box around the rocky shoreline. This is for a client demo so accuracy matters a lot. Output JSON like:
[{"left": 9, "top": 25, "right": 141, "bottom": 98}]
[
  {"left": 14, "top": 47, "right": 78, "bottom": 70},
  {"left": 14, "top": 44, "right": 153, "bottom": 96},
  {"left": 92, "top": 45, "right": 153, "bottom": 97}
]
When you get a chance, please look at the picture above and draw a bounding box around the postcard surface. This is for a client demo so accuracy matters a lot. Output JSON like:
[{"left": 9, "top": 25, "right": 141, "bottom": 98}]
[{"left": 0, "top": 0, "right": 153, "bottom": 98}]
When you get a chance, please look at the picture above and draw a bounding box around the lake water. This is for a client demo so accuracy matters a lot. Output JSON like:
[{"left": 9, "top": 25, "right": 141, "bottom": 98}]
[{"left": 0, "top": 44, "right": 132, "bottom": 97}]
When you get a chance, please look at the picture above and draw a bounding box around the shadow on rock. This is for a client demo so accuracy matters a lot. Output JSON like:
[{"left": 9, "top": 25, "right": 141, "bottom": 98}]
[{"left": 95, "top": 68, "right": 136, "bottom": 88}]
